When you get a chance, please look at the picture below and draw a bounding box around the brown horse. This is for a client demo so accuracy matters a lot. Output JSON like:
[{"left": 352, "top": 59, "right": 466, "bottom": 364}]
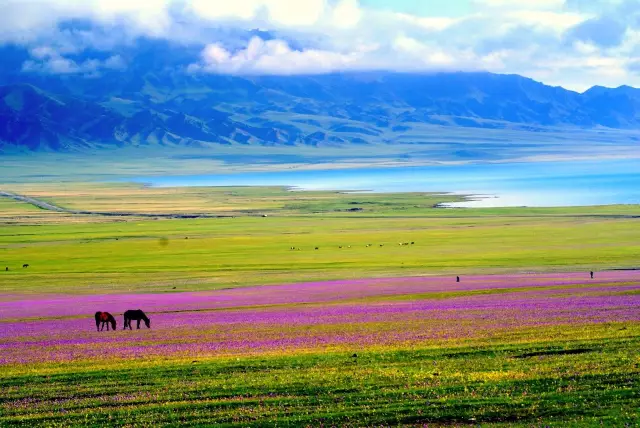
[{"left": 94, "top": 311, "right": 117, "bottom": 331}]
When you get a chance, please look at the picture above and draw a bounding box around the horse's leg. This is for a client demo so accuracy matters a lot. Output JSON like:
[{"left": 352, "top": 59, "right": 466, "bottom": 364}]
[
  {"left": 106, "top": 322, "right": 109, "bottom": 331},
  {"left": 137, "top": 319, "right": 140, "bottom": 329}
]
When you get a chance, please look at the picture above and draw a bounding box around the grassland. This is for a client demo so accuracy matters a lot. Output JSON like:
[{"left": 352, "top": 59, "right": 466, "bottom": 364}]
[
  {"left": 0, "top": 183, "right": 639, "bottom": 426},
  {"left": 2, "top": 327, "right": 639, "bottom": 427},
  {"left": 0, "top": 184, "right": 639, "bottom": 294}
]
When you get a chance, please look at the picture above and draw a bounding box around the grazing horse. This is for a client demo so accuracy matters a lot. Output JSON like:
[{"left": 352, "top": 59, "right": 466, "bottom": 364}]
[
  {"left": 456, "top": 276, "right": 460, "bottom": 283},
  {"left": 94, "top": 312, "right": 117, "bottom": 331},
  {"left": 22, "top": 264, "right": 29, "bottom": 268},
  {"left": 123, "top": 309, "right": 151, "bottom": 330},
  {"left": 590, "top": 271, "right": 594, "bottom": 279}
]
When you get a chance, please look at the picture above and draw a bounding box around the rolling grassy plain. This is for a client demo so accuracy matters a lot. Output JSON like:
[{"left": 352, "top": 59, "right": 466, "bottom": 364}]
[{"left": 0, "top": 183, "right": 639, "bottom": 426}]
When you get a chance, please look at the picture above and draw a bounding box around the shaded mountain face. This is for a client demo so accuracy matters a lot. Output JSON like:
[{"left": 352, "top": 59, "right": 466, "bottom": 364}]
[
  {"left": 0, "top": 41, "right": 639, "bottom": 152},
  {"left": 0, "top": 83, "right": 289, "bottom": 151}
]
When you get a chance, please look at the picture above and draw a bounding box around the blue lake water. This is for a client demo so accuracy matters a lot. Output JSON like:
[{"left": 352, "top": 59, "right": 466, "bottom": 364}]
[{"left": 132, "top": 159, "right": 640, "bottom": 207}]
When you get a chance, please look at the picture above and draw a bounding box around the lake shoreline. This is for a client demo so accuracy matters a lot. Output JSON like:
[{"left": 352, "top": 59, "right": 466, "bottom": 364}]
[{"left": 126, "top": 158, "right": 640, "bottom": 208}]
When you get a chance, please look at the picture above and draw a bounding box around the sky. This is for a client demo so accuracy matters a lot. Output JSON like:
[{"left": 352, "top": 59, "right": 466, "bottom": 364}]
[{"left": 0, "top": 0, "right": 638, "bottom": 92}]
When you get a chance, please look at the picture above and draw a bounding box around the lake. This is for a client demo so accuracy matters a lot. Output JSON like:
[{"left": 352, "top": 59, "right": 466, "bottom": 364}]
[{"left": 132, "top": 159, "right": 640, "bottom": 208}]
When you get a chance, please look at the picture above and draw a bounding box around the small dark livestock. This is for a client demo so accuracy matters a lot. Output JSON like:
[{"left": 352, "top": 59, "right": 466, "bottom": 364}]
[
  {"left": 124, "top": 309, "right": 151, "bottom": 330},
  {"left": 95, "top": 312, "right": 117, "bottom": 331},
  {"left": 22, "top": 264, "right": 29, "bottom": 268}
]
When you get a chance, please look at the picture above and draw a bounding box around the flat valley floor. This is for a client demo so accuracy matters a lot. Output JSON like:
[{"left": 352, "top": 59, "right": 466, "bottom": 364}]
[{"left": 0, "top": 183, "right": 639, "bottom": 426}]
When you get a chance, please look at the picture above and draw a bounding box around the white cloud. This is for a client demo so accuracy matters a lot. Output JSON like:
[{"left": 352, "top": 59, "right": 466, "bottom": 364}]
[
  {"left": 0, "top": 0, "right": 638, "bottom": 89},
  {"left": 22, "top": 45, "right": 125, "bottom": 75},
  {"left": 0, "top": 0, "right": 173, "bottom": 41},
  {"left": 332, "top": 0, "right": 363, "bottom": 29},
  {"left": 393, "top": 13, "right": 461, "bottom": 32},
  {"left": 187, "top": 0, "right": 329, "bottom": 27},
  {"left": 474, "top": 0, "right": 566, "bottom": 10},
  {"left": 189, "top": 36, "right": 371, "bottom": 75},
  {"left": 503, "top": 10, "right": 587, "bottom": 31}
]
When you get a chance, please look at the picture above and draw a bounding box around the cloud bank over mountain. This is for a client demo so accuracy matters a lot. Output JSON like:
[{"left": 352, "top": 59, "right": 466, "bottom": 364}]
[{"left": 0, "top": 0, "right": 638, "bottom": 91}]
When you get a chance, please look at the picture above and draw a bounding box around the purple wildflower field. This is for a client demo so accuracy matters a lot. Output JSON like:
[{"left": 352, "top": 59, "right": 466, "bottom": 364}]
[{"left": 1, "top": 271, "right": 638, "bottom": 365}]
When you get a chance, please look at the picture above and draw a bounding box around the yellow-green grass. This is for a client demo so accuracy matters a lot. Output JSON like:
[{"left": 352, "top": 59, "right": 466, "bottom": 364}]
[
  {"left": 1, "top": 185, "right": 639, "bottom": 426},
  {"left": 3, "top": 182, "right": 640, "bottom": 219},
  {"left": 1, "top": 182, "right": 468, "bottom": 217},
  {"left": 1, "top": 183, "right": 638, "bottom": 294},
  {"left": 0, "top": 198, "right": 76, "bottom": 225},
  {"left": 1, "top": 323, "right": 638, "bottom": 427},
  {"left": 1, "top": 212, "right": 639, "bottom": 295}
]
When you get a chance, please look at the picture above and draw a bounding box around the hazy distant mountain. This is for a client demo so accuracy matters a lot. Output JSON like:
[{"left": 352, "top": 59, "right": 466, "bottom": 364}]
[{"left": 0, "top": 41, "right": 639, "bottom": 152}]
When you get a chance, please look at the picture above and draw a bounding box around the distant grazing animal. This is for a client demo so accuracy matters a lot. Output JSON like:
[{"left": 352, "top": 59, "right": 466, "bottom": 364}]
[
  {"left": 339, "top": 246, "right": 343, "bottom": 249},
  {"left": 456, "top": 276, "right": 460, "bottom": 283},
  {"left": 22, "top": 264, "right": 29, "bottom": 268},
  {"left": 5, "top": 267, "right": 8, "bottom": 271},
  {"left": 124, "top": 309, "right": 151, "bottom": 330},
  {"left": 590, "top": 271, "right": 594, "bottom": 279},
  {"left": 380, "top": 244, "right": 384, "bottom": 247},
  {"left": 94, "top": 312, "right": 117, "bottom": 331},
  {"left": 315, "top": 247, "right": 319, "bottom": 250},
  {"left": 411, "top": 242, "right": 415, "bottom": 245}
]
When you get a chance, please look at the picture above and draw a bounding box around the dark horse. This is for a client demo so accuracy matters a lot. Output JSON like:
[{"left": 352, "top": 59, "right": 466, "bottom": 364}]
[
  {"left": 123, "top": 309, "right": 151, "bottom": 330},
  {"left": 94, "top": 311, "right": 117, "bottom": 331}
]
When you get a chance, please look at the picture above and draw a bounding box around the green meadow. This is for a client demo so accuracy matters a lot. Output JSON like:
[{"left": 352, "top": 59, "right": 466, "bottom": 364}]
[
  {"left": 1, "top": 184, "right": 639, "bottom": 294},
  {"left": 2, "top": 325, "right": 639, "bottom": 427},
  {"left": 1, "top": 183, "right": 639, "bottom": 426}
]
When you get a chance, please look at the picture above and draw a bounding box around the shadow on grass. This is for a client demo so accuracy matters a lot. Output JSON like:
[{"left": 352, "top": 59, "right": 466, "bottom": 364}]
[{"left": 513, "top": 348, "right": 595, "bottom": 359}]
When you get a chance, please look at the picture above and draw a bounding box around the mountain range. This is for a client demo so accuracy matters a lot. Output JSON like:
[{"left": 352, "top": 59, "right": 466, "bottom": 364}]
[{"left": 1, "top": 40, "right": 639, "bottom": 153}]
